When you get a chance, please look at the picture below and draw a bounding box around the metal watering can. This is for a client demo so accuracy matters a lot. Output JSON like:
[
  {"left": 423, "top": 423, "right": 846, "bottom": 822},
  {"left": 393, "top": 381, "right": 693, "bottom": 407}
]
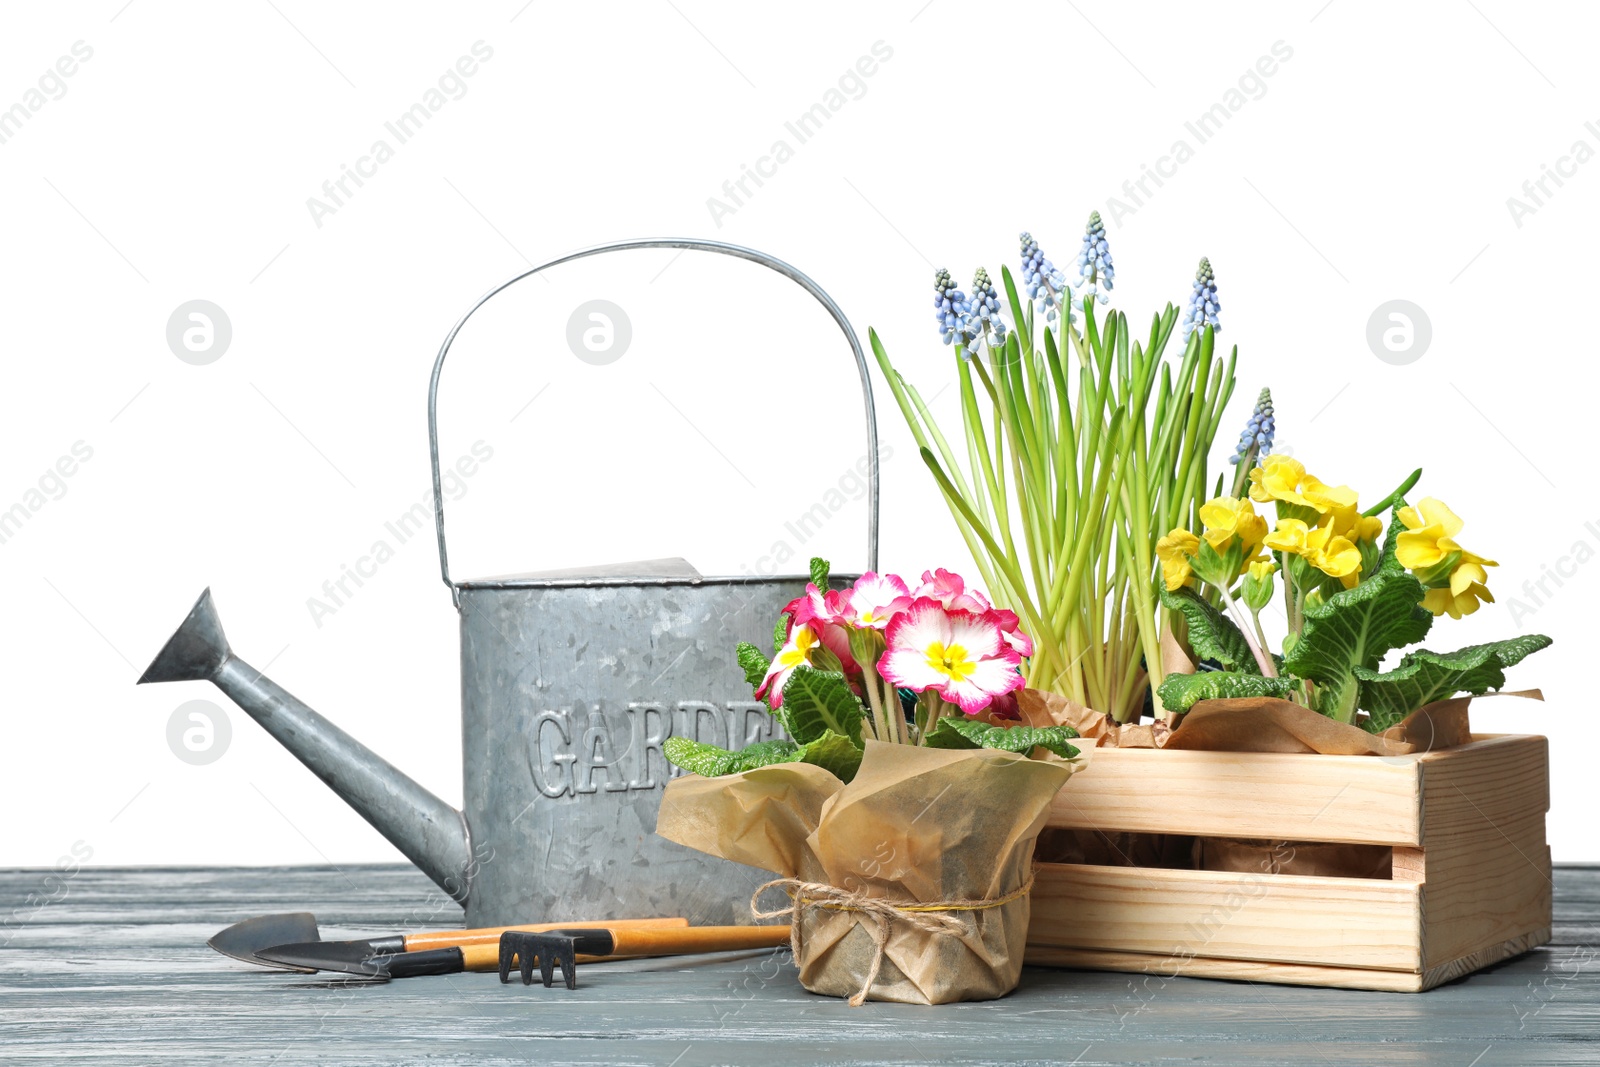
[{"left": 140, "top": 239, "right": 878, "bottom": 927}]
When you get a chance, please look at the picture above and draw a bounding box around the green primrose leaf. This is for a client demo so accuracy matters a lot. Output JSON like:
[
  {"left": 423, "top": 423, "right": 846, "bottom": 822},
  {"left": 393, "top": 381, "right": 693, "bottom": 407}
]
[
  {"left": 923, "top": 717, "right": 1080, "bottom": 759},
  {"left": 736, "top": 642, "right": 771, "bottom": 694},
  {"left": 797, "top": 729, "right": 864, "bottom": 783},
  {"left": 778, "top": 666, "right": 866, "bottom": 746},
  {"left": 662, "top": 736, "right": 800, "bottom": 777},
  {"left": 774, "top": 615, "right": 788, "bottom": 654},
  {"left": 1280, "top": 567, "right": 1432, "bottom": 723},
  {"left": 809, "top": 557, "right": 831, "bottom": 589},
  {"left": 1155, "top": 670, "right": 1297, "bottom": 713},
  {"left": 1354, "top": 634, "right": 1554, "bottom": 733},
  {"left": 1161, "top": 586, "right": 1261, "bottom": 675}
]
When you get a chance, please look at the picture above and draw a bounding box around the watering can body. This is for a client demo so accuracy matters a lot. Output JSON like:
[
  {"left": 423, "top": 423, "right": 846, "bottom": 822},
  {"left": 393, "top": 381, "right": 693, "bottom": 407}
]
[
  {"left": 141, "top": 239, "right": 879, "bottom": 927},
  {"left": 458, "top": 574, "right": 819, "bottom": 926}
]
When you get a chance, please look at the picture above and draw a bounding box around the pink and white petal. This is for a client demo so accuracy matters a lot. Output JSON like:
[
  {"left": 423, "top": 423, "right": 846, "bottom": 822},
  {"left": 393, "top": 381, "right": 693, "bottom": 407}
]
[
  {"left": 878, "top": 648, "right": 947, "bottom": 692},
  {"left": 943, "top": 610, "right": 1004, "bottom": 659},
  {"left": 755, "top": 659, "right": 795, "bottom": 706},
  {"left": 920, "top": 567, "right": 964, "bottom": 599},
  {"left": 992, "top": 610, "right": 1035, "bottom": 657},
  {"left": 950, "top": 591, "right": 991, "bottom": 613},
  {"left": 782, "top": 584, "right": 832, "bottom": 627},
  {"left": 1000, "top": 629, "right": 1035, "bottom": 657},
  {"left": 939, "top": 657, "right": 1025, "bottom": 713},
  {"left": 821, "top": 588, "right": 853, "bottom": 623},
  {"left": 859, "top": 571, "right": 912, "bottom": 601},
  {"left": 883, "top": 598, "right": 953, "bottom": 654}
]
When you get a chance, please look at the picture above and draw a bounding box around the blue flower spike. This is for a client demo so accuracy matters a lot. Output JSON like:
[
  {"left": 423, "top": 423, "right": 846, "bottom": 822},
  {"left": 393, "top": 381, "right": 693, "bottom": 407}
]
[
  {"left": 1181, "top": 256, "right": 1221, "bottom": 343},
  {"left": 1229, "top": 387, "right": 1275, "bottom": 467},
  {"left": 1075, "top": 211, "right": 1115, "bottom": 305},
  {"left": 964, "top": 267, "right": 1007, "bottom": 354},
  {"left": 1019, "top": 232, "right": 1070, "bottom": 324},
  {"left": 933, "top": 268, "right": 972, "bottom": 347}
]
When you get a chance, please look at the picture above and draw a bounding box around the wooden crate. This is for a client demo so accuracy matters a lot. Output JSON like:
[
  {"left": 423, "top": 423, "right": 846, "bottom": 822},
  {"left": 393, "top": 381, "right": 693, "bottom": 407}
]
[{"left": 1025, "top": 734, "right": 1552, "bottom": 991}]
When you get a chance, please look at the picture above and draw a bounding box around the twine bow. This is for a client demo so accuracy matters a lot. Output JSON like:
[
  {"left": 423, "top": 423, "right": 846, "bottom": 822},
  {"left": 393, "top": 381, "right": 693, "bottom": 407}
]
[{"left": 751, "top": 873, "right": 1035, "bottom": 1007}]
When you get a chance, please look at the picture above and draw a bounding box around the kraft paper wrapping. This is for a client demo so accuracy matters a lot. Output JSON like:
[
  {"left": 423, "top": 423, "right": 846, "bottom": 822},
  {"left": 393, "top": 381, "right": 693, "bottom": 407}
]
[
  {"left": 1015, "top": 689, "right": 1170, "bottom": 749},
  {"left": 655, "top": 741, "right": 1074, "bottom": 1005},
  {"left": 1193, "top": 836, "right": 1395, "bottom": 879},
  {"left": 1022, "top": 686, "right": 1544, "bottom": 756}
]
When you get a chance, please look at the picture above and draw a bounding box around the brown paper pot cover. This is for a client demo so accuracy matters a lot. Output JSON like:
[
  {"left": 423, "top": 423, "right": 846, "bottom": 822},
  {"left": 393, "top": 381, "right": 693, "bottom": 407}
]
[{"left": 656, "top": 741, "right": 1074, "bottom": 1005}]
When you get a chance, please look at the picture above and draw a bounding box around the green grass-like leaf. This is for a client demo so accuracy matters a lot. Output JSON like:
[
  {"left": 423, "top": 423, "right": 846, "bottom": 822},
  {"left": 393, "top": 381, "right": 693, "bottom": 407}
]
[
  {"left": 663, "top": 736, "right": 800, "bottom": 777},
  {"left": 1354, "top": 634, "right": 1553, "bottom": 732},
  {"left": 778, "top": 666, "right": 866, "bottom": 746},
  {"left": 923, "top": 717, "right": 1080, "bottom": 759},
  {"left": 1156, "top": 670, "right": 1297, "bottom": 713},
  {"left": 1161, "top": 586, "right": 1261, "bottom": 675},
  {"left": 1280, "top": 568, "right": 1432, "bottom": 722},
  {"left": 798, "top": 729, "right": 864, "bottom": 782},
  {"left": 736, "top": 642, "right": 771, "bottom": 694}
]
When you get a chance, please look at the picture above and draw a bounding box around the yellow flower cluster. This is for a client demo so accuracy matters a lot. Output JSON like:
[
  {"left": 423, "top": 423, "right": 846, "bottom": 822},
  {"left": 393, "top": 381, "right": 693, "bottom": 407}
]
[
  {"left": 1396, "top": 498, "right": 1497, "bottom": 618},
  {"left": 1159, "top": 455, "right": 1497, "bottom": 622},
  {"left": 1249, "top": 455, "right": 1382, "bottom": 589}
]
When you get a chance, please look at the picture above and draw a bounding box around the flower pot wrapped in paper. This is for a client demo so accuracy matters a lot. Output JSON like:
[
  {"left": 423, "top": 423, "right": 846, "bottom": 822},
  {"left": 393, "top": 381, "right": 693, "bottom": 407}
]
[
  {"left": 659, "top": 741, "right": 1071, "bottom": 1004},
  {"left": 653, "top": 560, "right": 1079, "bottom": 1005}
]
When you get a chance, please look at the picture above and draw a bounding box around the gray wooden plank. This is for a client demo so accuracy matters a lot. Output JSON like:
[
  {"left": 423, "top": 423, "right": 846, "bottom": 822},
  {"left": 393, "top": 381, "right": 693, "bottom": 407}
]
[{"left": 1, "top": 865, "right": 1596, "bottom": 1065}]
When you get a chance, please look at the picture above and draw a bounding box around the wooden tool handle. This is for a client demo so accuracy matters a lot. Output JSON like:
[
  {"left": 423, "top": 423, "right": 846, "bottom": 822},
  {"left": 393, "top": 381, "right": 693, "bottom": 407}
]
[
  {"left": 406, "top": 916, "right": 688, "bottom": 952},
  {"left": 606, "top": 925, "right": 792, "bottom": 957}
]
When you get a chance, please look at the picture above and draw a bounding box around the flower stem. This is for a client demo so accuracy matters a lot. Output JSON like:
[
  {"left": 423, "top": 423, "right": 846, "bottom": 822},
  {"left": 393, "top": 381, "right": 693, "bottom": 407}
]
[
  {"left": 860, "top": 669, "right": 888, "bottom": 743},
  {"left": 919, "top": 691, "right": 945, "bottom": 746},
  {"left": 1219, "top": 585, "right": 1277, "bottom": 678}
]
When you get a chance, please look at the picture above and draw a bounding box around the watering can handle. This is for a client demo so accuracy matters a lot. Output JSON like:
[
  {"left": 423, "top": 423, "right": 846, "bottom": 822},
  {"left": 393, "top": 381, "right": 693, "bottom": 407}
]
[{"left": 426, "top": 238, "right": 880, "bottom": 606}]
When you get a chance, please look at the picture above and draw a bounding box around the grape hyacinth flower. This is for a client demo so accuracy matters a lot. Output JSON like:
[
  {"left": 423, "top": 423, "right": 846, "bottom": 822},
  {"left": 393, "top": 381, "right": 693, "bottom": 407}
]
[
  {"left": 963, "top": 267, "right": 1008, "bottom": 353},
  {"left": 1229, "top": 387, "right": 1275, "bottom": 467},
  {"left": 1181, "top": 256, "right": 1220, "bottom": 342},
  {"left": 1019, "top": 232, "right": 1069, "bottom": 324},
  {"left": 1075, "top": 211, "right": 1115, "bottom": 305},
  {"left": 933, "top": 268, "right": 972, "bottom": 347}
]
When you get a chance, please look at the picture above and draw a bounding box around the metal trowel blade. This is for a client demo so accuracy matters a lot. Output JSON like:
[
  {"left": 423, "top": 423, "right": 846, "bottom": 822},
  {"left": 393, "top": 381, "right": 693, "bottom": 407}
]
[
  {"left": 208, "top": 912, "right": 321, "bottom": 972},
  {"left": 254, "top": 939, "right": 390, "bottom": 977}
]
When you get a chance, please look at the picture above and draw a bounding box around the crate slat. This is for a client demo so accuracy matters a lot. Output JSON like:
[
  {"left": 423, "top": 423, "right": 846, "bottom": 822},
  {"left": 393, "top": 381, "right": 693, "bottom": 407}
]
[
  {"left": 1029, "top": 862, "right": 1423, "bottom": 971},
  {"left": 1046, "top": 746, "right": 1424, "bottom": 846}
]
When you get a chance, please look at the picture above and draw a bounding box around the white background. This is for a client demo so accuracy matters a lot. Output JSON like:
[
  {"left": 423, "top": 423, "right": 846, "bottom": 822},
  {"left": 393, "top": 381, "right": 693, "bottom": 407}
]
[{"left": 3, "top": 0, "right": 1594, "bottom": 869}]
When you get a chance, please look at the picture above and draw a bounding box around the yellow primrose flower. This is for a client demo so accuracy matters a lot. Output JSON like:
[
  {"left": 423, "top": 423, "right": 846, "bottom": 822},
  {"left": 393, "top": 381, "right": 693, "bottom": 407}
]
[
  {"left": 1302, "top": 521, "right": 1363, "bottom": 587},
  {"left": 1423, "top": 581, "right": 1494, "bottom": 619},
  {"left": 1396, "top": 497, "right": 1464, "bottom": 571},
  {"left": 1266, "top": 517, "right": 1362, "bottom": 587},
  {"left": 1157, "top": 529, "right": 1200, "bottom": 591},
  {"left": 1419, "top": 548, "right": 1500, "bottom": 618},
  {"left": 1248, "top": 455, "right": 1358, "bottom": 515},
  {"left": 1198, "top": 496, "right": 1269, "bottom": 555},
  {"left": 1247, "top": 558, "right": 1277, "bottom": 582},
  {"left": 1263, "top": 518, "right": 1310, "bottom": 555},
  {"left": 1249, "top": 455, "right": 1305, "bottom": 506},
  {"left": 1450, "top": 549, "right": 1498, "bottom": 594},
  {"left": 1327, "top": 502, "right": 1384, "bottom": 543}
]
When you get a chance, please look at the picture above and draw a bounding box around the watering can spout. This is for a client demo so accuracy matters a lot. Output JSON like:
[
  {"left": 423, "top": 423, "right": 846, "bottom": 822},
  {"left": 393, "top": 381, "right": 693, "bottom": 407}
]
[{"left": 139, "top": 589, "right": 474, "bottom": 904}]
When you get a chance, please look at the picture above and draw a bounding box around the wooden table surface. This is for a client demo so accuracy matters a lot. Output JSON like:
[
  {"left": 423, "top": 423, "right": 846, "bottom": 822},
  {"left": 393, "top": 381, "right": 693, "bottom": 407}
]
[{"left": 3, "top": 864, "right": 1596, "bottom": 1065}]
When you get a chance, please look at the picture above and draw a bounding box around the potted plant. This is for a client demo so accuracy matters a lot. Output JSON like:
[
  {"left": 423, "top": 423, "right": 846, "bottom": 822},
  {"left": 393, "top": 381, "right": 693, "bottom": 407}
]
[{"left": 655, "top": 560, "right": 1080, "bottom": 1005}]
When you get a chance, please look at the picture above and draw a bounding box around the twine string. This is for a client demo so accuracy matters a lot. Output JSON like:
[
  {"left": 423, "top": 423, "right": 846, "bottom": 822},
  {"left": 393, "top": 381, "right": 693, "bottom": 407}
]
[{"left": 751, "top": 873, "right": 1035, "bottom": 1007}]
